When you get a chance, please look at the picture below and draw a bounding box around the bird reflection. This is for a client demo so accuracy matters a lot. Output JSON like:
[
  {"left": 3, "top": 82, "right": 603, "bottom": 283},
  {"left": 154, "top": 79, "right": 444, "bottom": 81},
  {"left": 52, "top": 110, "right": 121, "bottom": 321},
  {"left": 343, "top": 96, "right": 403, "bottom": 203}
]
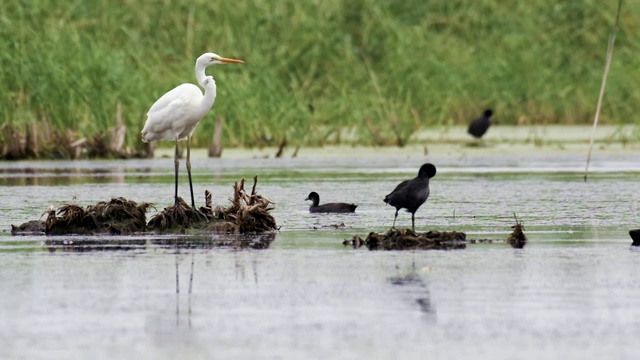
[
  {"left": 388, "top": 260, "right": 435, "bottom": 317},
  {"left": 175, "top": 251, "right": 195, "bottom": 328}
]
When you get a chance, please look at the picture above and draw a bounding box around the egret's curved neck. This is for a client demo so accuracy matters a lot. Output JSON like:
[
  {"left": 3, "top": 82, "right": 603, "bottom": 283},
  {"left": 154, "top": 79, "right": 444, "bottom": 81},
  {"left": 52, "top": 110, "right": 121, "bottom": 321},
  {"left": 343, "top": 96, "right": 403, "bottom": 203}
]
[
  {"left": 195, "top": 62, "right": 209, "bottom": 88},
  {"left": 194, "top": 62, "right": 217, "bottom": 114}
]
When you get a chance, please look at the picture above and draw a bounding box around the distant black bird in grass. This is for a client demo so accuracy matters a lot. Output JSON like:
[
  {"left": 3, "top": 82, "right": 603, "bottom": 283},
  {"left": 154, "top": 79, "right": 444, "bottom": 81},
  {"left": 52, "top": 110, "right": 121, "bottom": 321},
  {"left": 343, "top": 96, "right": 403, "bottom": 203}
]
[
  {"left": 468, "top": 109, "right": 494, "bottom": 139},
  {"left": 384, "top": 163, "right": 437, "bottom": 231},
  {"left": 305, "top": 192, "right": 357, "bottom": 213}
]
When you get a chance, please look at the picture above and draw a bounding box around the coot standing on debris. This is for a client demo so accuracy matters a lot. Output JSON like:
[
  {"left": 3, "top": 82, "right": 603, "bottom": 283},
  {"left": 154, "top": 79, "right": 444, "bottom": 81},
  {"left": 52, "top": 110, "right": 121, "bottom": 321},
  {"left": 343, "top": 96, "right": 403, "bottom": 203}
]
[
  {"left": 384, "top": 163, "right": 437, "bottom": 231},
  {"left": 305, "top": 192, "right": 358, "bottom": 213},
  {"left": 468, "top": 109, "right": 494, "bottom": 139}
]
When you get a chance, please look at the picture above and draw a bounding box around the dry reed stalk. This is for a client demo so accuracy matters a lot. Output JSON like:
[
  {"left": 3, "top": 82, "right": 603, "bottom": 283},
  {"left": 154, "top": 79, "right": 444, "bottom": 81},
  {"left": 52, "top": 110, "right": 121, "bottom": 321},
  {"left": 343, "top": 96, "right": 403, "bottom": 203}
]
[
  {"left": 208, "top": 117, "right": 224, "bottom": 158},
  {"left": 584, "top": 0, "right": 622, "bottom": 182}
]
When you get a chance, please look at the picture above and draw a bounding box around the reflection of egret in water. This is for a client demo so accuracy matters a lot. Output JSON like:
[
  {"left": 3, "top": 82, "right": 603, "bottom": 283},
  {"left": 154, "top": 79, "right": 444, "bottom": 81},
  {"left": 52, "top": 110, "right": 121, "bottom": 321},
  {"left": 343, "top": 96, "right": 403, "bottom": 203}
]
[
  {"left": 388, "top": 259, "right": 435, "bottom": 318},
  {"left": 233, "top": 250, "right": 261, "bottom": 285},
  {"left": 175, "top": 251, "right": 195, "bottom": 328}
]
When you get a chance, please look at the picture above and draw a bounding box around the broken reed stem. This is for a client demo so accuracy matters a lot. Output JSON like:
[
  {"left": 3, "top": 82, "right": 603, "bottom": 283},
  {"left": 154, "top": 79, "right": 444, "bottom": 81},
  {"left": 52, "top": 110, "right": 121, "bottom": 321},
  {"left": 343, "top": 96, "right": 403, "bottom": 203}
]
[
  {"left": 209, "top": 117, "right": 224, "bottom": 158},
  {"left": 250, "top": 175, "right": 258, "bottom": 205},
  {"left": 584, "top": 0, "right": 622, "bottom": 182}
]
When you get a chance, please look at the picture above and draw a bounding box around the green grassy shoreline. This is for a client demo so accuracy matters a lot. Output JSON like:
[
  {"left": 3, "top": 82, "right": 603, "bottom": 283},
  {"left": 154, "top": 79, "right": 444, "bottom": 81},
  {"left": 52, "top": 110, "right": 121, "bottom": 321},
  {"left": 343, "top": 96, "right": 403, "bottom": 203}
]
[{"left": 1, "top": 0, "right": 639, "bottom": 151}]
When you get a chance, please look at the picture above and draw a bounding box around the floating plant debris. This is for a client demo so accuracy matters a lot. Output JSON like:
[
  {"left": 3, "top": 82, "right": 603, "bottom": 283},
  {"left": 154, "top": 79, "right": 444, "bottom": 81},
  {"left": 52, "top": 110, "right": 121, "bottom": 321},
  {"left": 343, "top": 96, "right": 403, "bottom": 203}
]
[
  {"left": 10, "top": 220, "right": 46, "bottom": 235},
  {"left": 146, "top": 196, "right": 204, "bottom": 232},
  {"left": 147, "top": 176, "right": 277, "bottom": 233},
  {"left": 344, "top": 228, "right": 467, "bottom": 251},
  {"left": 44, "top": 197, "right": 152, "bottom": 235},
  {"left": 11, "top": 176, "right": 277, "bottom": 236},
  {"left": 507, "top": 213, "right": 527, "bottom": 249},
  {"left": 467, "top": 238, "right": 498, "bottom": 244},
  {"left": 310, "top": 223, "right": 347, "bottom": 230}
]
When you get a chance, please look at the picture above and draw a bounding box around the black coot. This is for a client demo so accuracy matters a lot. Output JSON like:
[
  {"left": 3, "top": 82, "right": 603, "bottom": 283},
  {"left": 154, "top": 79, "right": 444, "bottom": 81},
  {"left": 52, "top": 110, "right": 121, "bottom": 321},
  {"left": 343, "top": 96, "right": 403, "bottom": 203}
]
[
  {"left": 305, "top": 192, "right": 357, "bottom": 213},
  {"left": 630, "top": 229, "right": 640, "bottom": 247},
  {"left": 468, "top": 109, "right": 494, "bottom": 139},
  {"left": 384, "top": 163, "right": 437, "bottom": 231}
]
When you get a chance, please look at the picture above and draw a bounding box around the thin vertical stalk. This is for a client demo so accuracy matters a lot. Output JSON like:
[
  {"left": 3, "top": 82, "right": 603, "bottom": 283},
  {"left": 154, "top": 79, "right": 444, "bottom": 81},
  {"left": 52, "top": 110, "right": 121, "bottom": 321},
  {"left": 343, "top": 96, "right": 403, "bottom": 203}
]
[{"left": 584, "top": 0, "right": 623, "bottom": 182}]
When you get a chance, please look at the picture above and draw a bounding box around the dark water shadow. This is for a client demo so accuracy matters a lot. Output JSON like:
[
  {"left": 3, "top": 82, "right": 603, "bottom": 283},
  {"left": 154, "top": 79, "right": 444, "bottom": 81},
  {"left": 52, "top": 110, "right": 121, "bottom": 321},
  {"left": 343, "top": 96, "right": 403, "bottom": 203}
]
[{"left": 44, "top": 233, "right": 277, "bottom": 253}]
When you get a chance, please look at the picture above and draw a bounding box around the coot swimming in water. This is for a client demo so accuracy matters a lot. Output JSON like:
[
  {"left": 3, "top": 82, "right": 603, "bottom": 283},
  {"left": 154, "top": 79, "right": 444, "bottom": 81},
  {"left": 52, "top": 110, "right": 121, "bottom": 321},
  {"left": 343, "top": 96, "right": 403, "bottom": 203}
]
[
  {"left": 305, "top": 192, "right": 357, "bottom": 213},
  {"left": 468, "top": 109, "right": 494, "bottom": 139},
  {"left": 384, "top": 163, "right": 437, "bottom": 231}
]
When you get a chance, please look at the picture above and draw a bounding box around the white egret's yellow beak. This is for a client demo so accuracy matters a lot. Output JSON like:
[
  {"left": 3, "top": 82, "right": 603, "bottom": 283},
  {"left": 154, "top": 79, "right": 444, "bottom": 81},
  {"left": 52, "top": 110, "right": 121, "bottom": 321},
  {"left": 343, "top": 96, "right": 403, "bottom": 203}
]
[{"left": 219, "top": 57, "right": 244, "bottom": 64}]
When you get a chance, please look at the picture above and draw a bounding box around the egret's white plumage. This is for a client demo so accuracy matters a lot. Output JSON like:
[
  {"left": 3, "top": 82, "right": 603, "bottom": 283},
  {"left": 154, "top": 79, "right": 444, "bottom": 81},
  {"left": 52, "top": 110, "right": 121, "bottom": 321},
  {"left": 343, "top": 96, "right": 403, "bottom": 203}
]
[
  {"left": 141, "top": 52, "right": 243, "bottom": 208},
  {"left": 142, "top": 81, "right": 215, "bottom": 141}
]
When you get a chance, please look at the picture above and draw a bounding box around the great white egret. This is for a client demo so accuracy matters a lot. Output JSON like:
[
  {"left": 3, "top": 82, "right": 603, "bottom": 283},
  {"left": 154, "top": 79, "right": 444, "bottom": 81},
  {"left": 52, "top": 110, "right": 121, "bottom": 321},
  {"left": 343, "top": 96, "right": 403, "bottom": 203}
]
[
  {"left": 304, "top": 191, "right": 357, "bottom": 213},
  {"left": 383, "top": 163, "right": 437, "bottom": 231},
  {"left": 141, "top": 52, "right": 244, "bottom": 209},
  {"left": 467, "top": 109, "right": 494, "bottom": 139}
]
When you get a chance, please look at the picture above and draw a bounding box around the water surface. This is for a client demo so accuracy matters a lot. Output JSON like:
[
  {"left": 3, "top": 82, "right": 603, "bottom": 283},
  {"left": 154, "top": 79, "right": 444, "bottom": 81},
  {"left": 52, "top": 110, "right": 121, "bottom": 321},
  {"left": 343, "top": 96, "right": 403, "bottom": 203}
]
[{"left": 1, "top": 148, "right": 639, "bottom": 359}]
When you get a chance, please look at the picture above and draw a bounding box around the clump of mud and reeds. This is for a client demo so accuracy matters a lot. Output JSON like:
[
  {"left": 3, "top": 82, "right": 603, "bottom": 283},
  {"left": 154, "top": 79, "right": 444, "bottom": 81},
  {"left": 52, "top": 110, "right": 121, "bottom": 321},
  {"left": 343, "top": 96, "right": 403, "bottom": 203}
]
[
  {"left": 344, "top": 228, "right": 467, "bottom": 251},
  {"left": 44, "top": 197, "right": 152, "bottom": 235},
  {"left": 506, "top": 214, "right": 527, "bottom": 249},
  {"left": 11, "top": 176, "right": 277, "bottom": 237},
  {"left": 147, "top": 177, "right": 277, "bottom": 234},
  {"left": 345, "top": 214, "right": 528, "bottom": 251}
]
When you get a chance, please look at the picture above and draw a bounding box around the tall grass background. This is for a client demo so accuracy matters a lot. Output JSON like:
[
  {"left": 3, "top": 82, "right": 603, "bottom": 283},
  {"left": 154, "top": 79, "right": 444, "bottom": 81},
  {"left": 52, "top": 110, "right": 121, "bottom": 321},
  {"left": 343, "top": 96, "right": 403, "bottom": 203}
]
[{"left": 1, "top": 0, "right": 638, "bottom": 148}]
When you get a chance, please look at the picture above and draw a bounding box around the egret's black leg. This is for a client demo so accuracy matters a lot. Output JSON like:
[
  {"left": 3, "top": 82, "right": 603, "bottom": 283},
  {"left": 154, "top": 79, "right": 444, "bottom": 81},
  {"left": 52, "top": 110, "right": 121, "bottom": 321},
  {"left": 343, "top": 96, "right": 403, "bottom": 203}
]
[
  {"left": 185, "top": 138, "right": 208, "bottom": 222},
  {"left": 174, "top": 139, "right": 180, "bottom": 207},
  {"left": 186, "top": 137, "right": 196, "bottom": 209}
]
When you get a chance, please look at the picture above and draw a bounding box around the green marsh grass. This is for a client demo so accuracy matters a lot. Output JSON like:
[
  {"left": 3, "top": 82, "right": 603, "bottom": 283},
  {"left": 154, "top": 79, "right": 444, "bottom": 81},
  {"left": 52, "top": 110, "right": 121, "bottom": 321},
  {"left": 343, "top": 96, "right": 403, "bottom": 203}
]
[{"left": 1, "top": 0, "right": 639, "bottom": 150}]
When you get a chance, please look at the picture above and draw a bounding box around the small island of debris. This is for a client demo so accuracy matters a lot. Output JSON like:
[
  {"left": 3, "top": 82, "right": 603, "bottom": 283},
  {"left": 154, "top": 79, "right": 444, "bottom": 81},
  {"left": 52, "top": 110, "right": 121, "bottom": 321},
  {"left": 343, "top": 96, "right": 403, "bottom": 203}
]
[
  {"left": 344, "top": 228, "right": 467, "bottom": 250},
  {"left": 11, "top": 176, "right": 277, "bottom": 236}
]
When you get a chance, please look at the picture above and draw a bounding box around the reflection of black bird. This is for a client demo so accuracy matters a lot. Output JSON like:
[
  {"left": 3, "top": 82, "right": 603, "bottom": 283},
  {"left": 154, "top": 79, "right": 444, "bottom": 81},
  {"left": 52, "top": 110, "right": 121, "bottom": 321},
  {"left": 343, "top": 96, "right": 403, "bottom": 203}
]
[
  {"left": 384, "top": 163, "right": 437, "bottom": 231},
  {"left": 305, "top": 192, "right": 357, "bottom": 213},
  {"left": 467, "top": 109, "right": 494, "bottom": 139}
]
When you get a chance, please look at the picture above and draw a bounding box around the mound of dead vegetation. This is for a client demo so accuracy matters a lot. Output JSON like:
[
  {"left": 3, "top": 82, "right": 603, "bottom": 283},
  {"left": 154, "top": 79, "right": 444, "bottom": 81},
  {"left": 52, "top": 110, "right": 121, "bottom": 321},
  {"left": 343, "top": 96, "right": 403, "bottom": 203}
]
[
  {"left": 507, "top": 214, "right": 527, "bottom": 249},
  {"left": 11, "top": 177, "right": 277, "bottom": 236},
  {"left": 147, "top": 176, "right": 277, "bottom": 233},
  {"left": 44, "top": 197, "right": 152, "bottom": 235},
  {"left": 345, "top": 214, "right": 530, "bottom": 250},
  {"left": 344, "top": 228, "right": 467, "bottom": 250}
]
